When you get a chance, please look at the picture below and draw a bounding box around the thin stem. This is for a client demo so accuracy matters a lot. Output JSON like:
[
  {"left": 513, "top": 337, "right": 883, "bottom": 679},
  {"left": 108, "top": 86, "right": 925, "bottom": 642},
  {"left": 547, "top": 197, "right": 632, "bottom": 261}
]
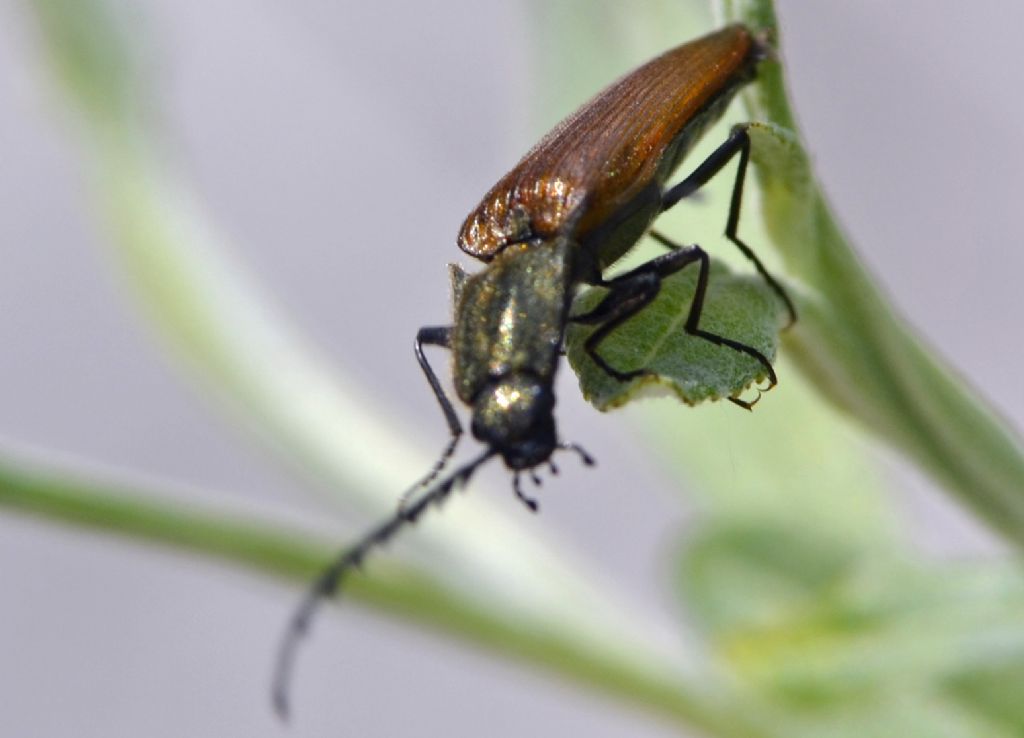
[{"left": 0, "top": 457, "right": 773, "bottom": 738}]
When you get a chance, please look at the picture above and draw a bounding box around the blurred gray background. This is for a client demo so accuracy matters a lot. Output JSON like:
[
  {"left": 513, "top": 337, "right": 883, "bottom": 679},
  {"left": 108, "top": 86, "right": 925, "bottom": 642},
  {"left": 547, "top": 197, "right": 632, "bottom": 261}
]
[{"left": 1, "top": 1, "right": 1021, "bottom": 736}]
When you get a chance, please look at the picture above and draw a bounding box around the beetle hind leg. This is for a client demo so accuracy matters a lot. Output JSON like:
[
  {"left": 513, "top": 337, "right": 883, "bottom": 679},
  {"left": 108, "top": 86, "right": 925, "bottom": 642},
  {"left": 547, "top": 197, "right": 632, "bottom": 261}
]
[
  {"left": 571, "top": 266, "right": 666, "bottom": 382},
  {"left": 651, "top": 231, "right": 777, "bottom": 404},
  {"left": 662, "top": 124, "right": 796, "bottom": 327},
  {"left": 571, "top": 233, "right": 776, "bottom": 405}
]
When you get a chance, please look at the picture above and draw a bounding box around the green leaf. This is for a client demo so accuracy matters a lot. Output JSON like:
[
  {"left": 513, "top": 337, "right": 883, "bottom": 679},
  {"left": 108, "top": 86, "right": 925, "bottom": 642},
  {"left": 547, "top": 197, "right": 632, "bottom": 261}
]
[
  {"left": 946, "top": 660, "right": 1024, "bottom": 733},
  {"left": 566, "top": 260, "right": 787, "bottom": 409},
  {"left": 678, "top": 519, "right": 858, "bottom": 638},
  {"left": 680, "top": 517, "right": 1024, "bottom": 729}
]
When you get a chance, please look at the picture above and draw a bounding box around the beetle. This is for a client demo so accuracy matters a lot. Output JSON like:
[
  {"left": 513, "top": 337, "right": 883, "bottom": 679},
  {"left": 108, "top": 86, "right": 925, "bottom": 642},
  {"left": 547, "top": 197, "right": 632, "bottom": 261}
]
[{"left": 273, "top": 23, "right": 795, "bottom": 716}]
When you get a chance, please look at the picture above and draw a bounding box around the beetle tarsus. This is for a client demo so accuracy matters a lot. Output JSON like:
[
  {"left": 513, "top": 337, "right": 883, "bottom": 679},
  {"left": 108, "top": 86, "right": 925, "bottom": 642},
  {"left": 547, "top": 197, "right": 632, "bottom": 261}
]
[{"left": 558, "top": 441, "right": 596, "bottom": 467}]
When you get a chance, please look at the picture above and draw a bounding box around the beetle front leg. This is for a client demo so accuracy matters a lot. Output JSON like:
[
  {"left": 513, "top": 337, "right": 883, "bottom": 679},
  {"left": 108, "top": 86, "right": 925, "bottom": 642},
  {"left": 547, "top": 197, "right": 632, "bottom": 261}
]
[{"left": 400, "top": 326, "right": 463, "bottom": 506}]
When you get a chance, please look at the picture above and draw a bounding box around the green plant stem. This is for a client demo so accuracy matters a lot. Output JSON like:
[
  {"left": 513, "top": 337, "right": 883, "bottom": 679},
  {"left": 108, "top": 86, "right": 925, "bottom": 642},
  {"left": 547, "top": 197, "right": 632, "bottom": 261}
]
[
  {"left": 788, "top": 214, "right": 1024, "bottom": 544},
  {"left": 0, "top": 458, "right": 773, "bottom": 738},
  {"left": 721, "top": 0, "right": 1024, "bottom": 547}
]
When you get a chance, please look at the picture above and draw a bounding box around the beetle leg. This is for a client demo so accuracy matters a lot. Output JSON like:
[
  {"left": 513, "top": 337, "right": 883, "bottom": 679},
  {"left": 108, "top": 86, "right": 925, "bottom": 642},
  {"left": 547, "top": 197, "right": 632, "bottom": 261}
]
[
  {"left": 662, "top": 124, "right": 797, "bottom": 327},
  {"left": 571, "top": 236, "right": 776, "bottom": 405},
  {"left": 513, "top": 473, "right": 540, "bottom": 512},
  {"left": 650, "top": 231, "right": 777, "bottom": 407},
  {"left": 572, "top": 245, "right": 701, "bottom": 381},
  {"left": 557, "top": 442, "right": 596, "bottom": 467},
  {"left": 398, "top": 326, "right": 463, "bottom": 509}
]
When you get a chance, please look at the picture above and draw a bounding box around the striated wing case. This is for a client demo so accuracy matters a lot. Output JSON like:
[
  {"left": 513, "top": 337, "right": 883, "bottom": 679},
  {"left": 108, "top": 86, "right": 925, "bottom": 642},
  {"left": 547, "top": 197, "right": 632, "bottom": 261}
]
[{"left": 458, "top": 25, "right": 761, "bottom": 266}]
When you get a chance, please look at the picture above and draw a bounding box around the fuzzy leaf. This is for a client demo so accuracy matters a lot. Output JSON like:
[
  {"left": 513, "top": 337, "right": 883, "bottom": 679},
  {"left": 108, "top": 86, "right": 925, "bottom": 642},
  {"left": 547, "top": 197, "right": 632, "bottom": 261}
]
[{"left": 566, "top": 260, "right": 787, "bottom": 410}]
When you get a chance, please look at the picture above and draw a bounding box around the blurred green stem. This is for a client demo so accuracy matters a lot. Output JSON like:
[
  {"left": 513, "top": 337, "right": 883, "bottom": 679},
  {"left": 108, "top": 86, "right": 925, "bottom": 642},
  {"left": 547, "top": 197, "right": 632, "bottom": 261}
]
[{"left": 0, "top": 456, "right": 771, "bottom": 738}]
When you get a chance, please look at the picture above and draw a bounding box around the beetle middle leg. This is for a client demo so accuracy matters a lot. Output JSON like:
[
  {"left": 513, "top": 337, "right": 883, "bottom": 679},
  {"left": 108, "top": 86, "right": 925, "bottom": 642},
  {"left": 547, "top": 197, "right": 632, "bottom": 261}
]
[
  {"left": 571, "top": 233, "right": 776, "bottom": 408},
  {"left": 662, "top": 124, "right": 797, "bottom": 327}
]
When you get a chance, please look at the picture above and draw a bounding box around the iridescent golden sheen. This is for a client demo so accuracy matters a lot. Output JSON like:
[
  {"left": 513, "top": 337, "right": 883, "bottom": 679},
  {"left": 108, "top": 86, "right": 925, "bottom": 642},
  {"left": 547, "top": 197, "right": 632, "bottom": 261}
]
[{"left": 451, "top": 238, "right": 574, "bottom": 405}]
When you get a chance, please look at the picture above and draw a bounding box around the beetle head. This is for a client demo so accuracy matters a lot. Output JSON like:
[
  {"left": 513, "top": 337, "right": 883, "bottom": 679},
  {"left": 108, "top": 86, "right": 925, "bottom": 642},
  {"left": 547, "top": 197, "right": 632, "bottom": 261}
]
[{"left": 471, "top": 372, "right": 556, "bottom": 470}]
